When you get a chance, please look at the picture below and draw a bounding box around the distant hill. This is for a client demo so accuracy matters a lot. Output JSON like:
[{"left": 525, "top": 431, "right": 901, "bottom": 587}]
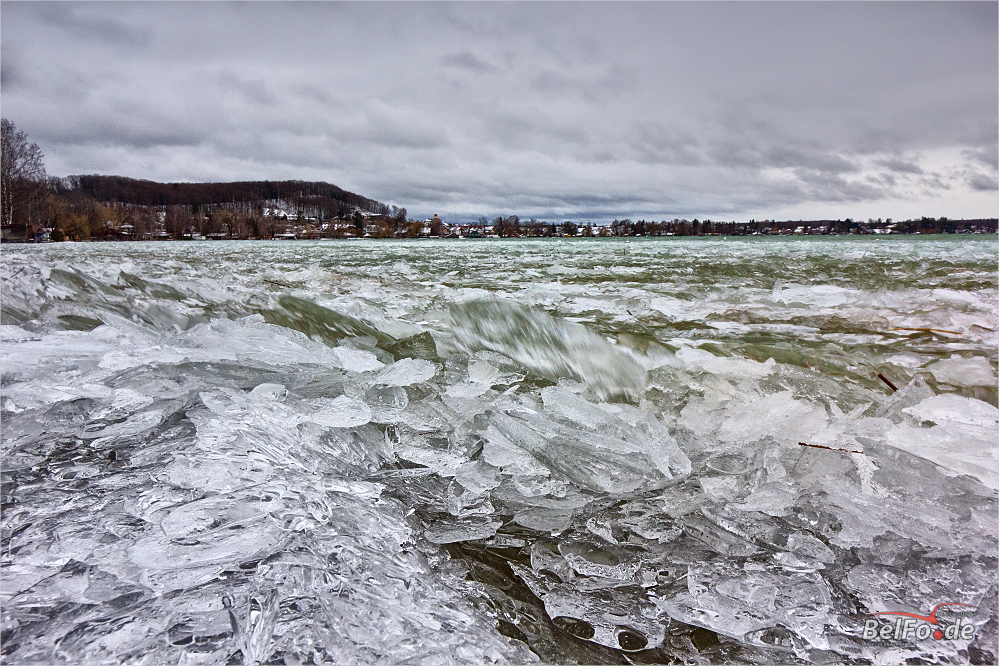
[{"left": 53, "top": 175, "right": 390, "bottom": 219}]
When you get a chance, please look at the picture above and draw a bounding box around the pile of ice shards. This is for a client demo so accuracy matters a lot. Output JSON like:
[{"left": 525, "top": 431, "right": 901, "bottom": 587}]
[{"left": 1, "top": 263, "right": 996, "bottom": 665}]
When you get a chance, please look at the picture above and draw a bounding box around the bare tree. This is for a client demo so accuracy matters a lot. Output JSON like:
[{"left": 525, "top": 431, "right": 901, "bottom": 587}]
[
  {"left": 2, "top": 119, "right": 48, "bottom": 229},
  {"left": 164, "top": 205, "right": 190, "bottom": 239}
]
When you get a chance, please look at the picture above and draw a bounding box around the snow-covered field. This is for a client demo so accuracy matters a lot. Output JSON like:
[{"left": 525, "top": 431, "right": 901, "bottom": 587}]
[{"left": 2, "top": 236, "right": 996, "bottom": 664}]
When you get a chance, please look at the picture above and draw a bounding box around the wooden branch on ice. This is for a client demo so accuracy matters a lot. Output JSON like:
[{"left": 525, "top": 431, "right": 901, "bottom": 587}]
[
  {"left": 890, "top": 327, "right": 961, "bottom": 335},
  {"left": 877, "top": 373, "right": 898, "bottom": 392},
  {"left": 797, "top": 441, "right": 865, "bottom": 455}
]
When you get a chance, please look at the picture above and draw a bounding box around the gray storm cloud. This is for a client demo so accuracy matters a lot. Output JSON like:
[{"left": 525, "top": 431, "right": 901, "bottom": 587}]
[{"left": 2, "top": 1, "right": 995, "bottom": 221}]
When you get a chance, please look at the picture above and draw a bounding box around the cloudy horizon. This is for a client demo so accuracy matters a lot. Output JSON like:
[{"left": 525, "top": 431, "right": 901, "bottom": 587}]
[{"left": 2, "top": 1, "right": 996, "bottom": 223}]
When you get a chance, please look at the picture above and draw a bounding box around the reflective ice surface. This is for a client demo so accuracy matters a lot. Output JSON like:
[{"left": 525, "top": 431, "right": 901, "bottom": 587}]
[{"left": 2, "top": 237, "right": 996, "bottom": 664}]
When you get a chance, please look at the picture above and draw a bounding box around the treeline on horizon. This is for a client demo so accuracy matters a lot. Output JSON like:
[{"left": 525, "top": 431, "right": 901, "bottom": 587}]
[
  {"left": 472, "top": 215, "right": 998, "bottom": 238},
  {"left": 3, "top": 171, "right": 995, "bottom": 242},
  {"left": 1, "top": 119, "right": 406, "bottom": 240},
  {"left": 6, "top": 180, "right": 997, "bottom": 241},
  {"left": 2, "top": 172, "right": 412, "bottom": 242}
]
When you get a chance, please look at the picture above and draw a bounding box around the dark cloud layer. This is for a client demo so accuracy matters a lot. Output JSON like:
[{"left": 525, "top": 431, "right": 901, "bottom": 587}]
[
  {"left": 441, "top": 51, "right": 497, "bottom": 74},
  {"left": 2, "top": 1, "right": 995, "bottom": 221},
  {"left": 36, "top": 2, "right": 153, "bottom": 49}
]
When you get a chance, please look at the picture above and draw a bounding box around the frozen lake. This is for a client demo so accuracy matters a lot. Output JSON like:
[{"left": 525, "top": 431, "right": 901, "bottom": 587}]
[{"left": 2, "top": 236, "right": 997, "bottom": 664}]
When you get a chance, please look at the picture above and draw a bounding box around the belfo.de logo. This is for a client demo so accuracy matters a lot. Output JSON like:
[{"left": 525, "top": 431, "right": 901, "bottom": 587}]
[{"left": 862, "top": 602, "right": 977, "bottom": 642}]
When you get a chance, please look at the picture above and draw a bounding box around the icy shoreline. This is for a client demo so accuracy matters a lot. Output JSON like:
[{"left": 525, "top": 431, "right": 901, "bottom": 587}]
[{"left": 2, "top": 237, "right": 996, "bottom": 664}]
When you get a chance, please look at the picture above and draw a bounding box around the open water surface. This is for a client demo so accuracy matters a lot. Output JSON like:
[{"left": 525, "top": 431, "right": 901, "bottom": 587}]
[{"left": 2, "top": 236, "right": 997, "bottom": 664}]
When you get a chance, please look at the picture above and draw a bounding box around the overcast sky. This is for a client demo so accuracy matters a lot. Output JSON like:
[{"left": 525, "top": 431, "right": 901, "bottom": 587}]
[{"left": 2, "top": 2, "right": 996, "bottom": 222}]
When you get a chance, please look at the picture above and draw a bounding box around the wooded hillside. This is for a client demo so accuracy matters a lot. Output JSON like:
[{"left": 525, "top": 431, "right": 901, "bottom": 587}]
[{"left": 53, "top": 175, "right": 389, "bottom": 218}]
